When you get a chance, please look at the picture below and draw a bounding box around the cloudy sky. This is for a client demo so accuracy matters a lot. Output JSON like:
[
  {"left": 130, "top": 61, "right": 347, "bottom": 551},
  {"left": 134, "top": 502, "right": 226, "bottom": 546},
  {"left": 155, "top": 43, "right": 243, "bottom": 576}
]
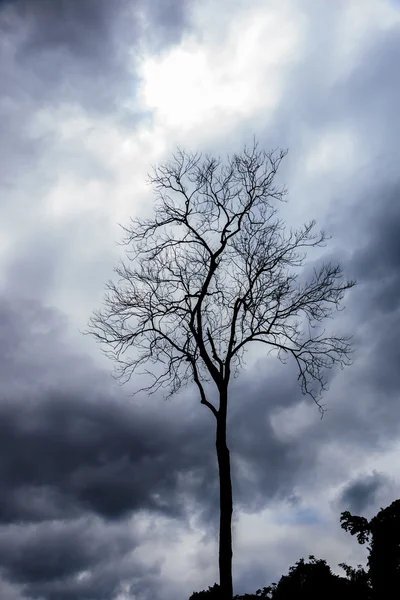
[{"left": 1, "top": 0, "right": 400, "bottom": 598}]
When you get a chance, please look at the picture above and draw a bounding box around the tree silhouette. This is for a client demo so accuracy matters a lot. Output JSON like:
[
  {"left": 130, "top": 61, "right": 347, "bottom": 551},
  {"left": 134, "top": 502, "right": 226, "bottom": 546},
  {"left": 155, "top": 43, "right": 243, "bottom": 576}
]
[
  {"left": 190, "top": 583, "right": 274, "bottom": 600},
  {"left": 271, "top": 555, "right": 351, "bottom": 599},
  {"left": 338, "top": 562, "right": 371, "bottom": 599},
  {"left": 190, "top": 555, "right": 369, "bottom": 600},
  {"left": 190, "top": 584, "right": 221, "bottom": 600},
  {"left": 341, "top": 499, "right": 400, "bottom": 599},
  {"left": 87, "top": 140, "right": 355, "bottom": 600}
]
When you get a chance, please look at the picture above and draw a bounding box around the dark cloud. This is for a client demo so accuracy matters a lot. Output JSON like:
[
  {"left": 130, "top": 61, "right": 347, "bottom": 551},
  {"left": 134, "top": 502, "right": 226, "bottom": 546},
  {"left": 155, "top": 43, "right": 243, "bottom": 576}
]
[
  {"left": 0, "top": 295, "right": 212, "bottom": 524},
  {"left": 230, "top": 368, "right": 307, "bottom": 512},
  {"left": 0, "top": 296, "right": 212, "bottom": 598},
  {"left": 0, "top": 0, "right": 194, "bottom": 328},
  {"left": 0, "top": 520, "right": 127, "bottom": 584},
  {"left": 0, "top": 0, "right": 192, "bottom": 251},
  {"left": 339, "top": 472, "right": 388, "bottom": 515},
  {"left": 246, "top": 0, "right": 400, "bottom": 465},
  {"left": 0, "top": 0, "right": 190, "bottom": 114},
  {"left": 1, "top": 0, "right": 400, "bottom": 597},
  {"left": 342, "top": 25, "right": 400, "bottom": 152},
  {"left": 0, "top": 291, "right": 306, "bottom": 599},
  {"left": 349, "top": 183, "right": 400, "bottom": 316},
  {"left": 0, "top": 293, "right": 308, "bottom": 522},
  {"left": 0, "top": 392, "right": 181, "bottom": 522},
  {"left": 0, "top": 294, "right": 315, "bottom": 598},
  {"left": 0, "top": 517, "right": 158, "bottom": 600}
]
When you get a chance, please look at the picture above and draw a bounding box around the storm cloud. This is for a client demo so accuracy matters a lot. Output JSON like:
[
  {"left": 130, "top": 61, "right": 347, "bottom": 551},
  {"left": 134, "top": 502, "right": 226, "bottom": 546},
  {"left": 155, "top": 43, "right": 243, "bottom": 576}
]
[{"left": 1, "top": 0, "right": 400, "bottom": 598}]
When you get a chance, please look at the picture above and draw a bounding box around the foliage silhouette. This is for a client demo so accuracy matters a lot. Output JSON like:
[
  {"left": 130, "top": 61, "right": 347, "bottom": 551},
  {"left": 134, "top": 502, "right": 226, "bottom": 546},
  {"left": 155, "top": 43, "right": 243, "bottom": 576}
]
[
  {"left": 338, "top": 563, "right": 371, "bottom": 599},
  {"left": 190, "top": 555, "right": 371, "bottom": 600},
  {"left": 191, "top": 498, "right": 400, "bottom": 599},
  {"left": 271, "top": 555, "right": 345, "bottom": 599},
  {"left": 341, "top": 498, "right": 400, "bottom": 599}
]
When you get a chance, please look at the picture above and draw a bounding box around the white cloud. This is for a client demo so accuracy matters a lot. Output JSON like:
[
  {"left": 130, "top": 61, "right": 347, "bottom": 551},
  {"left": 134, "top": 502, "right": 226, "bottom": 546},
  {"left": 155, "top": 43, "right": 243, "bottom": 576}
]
[{"left": 137, "top": 0, "right": 305, "bottom": 143}]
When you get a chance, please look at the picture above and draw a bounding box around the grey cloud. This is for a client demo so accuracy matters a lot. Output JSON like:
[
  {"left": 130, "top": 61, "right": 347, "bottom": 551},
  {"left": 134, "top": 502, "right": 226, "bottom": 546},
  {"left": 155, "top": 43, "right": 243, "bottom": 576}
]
[
  {"left": 339, "top": 472, "right": 389, "bottom": 515},
  {"left": 0, "top": 0, "right": 131, "bottom": 126},
  {"left": 141, "top": 0, "right": 191, "bottom": 50},
  {"left": 231, "top": 13, "right": 400, "bottom": 484},
  {"left": 2, "top": 0, "right": 400, "bottom": 597},
  {"left": 0, "top": 0, "right": 192, "bottom": 254},
  {"left": 230, "top": 368, "right": 306, "bottom": 509},
  {"left": 342, "top": 25, "right": 400, "bottom": 150},
  {"left": 1, "top": 0, "right": 190, "bottom": 114},
  {"left": 0, "top": 294, "right": 313, "bottom": 598},
  {"left": 0, "top": 291, "right": 312, "bottom": 522},
  {"left": 255, "top": 6, "right": 400, "bottom": 213},
  {"left": 0, "top": 295, "right": 213, "bottom": 598},
  {"left": 0, "top": 0, "right": 193, "bottom": 325},
  {"left": 244, "top": 0, "right": 400, "bottom": 455},
  {"left": 333, "top": 182, "right": 400, "bottom": 416},
  {"left": 0, "top": 392, "right": 182, "bottom": 522},
  {"left": 0, "top": 295, "right": 212, "bottom": 524},
  {"left": 0, "top": 517, "right": 157, "bottom": 600},
  {"left": 349, "top": 184, "right": 400, "bottom": 314},
  {"left": 223, "top": 175, "right": 400, "bottom": 513},
  {"left": 0, "top": 519, "right": 128, "bottom": 584}
]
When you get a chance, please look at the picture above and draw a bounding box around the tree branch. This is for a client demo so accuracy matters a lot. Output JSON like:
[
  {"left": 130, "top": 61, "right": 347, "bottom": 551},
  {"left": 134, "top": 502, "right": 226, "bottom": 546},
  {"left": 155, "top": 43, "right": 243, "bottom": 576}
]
[{"left": 86, "top": 141, "right": 355, "bottom": 414}]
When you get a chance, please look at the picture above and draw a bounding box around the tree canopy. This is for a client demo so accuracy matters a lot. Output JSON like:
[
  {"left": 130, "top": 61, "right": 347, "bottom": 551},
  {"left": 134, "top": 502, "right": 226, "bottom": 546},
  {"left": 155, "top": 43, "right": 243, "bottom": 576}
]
[{"left": 191, "top": 498, "right": 400, "bottom": 600}]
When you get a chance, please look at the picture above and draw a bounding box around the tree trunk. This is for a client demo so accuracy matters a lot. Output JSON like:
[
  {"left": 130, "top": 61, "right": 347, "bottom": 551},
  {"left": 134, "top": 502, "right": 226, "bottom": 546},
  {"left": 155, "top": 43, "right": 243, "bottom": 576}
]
[{"left": 216, "top": 390, "right": 233, "bottom": 600}]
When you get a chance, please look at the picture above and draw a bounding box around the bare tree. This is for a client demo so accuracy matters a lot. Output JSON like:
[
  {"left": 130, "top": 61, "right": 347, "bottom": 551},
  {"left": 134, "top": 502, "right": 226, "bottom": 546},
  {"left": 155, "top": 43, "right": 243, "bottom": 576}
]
[{"left": 87, "top": 140, "right": 356, "bottom": 600}]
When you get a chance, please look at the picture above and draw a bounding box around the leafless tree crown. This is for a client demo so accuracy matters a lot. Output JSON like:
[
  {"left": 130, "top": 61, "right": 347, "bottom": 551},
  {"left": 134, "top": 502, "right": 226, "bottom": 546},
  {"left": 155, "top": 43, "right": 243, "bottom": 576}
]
[{"left": 88, "top": 141, "right": 356, "bottom": 416}]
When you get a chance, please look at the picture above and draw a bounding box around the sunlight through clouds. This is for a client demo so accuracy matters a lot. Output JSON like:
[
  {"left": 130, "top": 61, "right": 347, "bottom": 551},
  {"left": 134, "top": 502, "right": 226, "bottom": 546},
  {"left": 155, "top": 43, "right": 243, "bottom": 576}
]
[{"left": 138, "top": 3, "right": 305, "bottom": 133}]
